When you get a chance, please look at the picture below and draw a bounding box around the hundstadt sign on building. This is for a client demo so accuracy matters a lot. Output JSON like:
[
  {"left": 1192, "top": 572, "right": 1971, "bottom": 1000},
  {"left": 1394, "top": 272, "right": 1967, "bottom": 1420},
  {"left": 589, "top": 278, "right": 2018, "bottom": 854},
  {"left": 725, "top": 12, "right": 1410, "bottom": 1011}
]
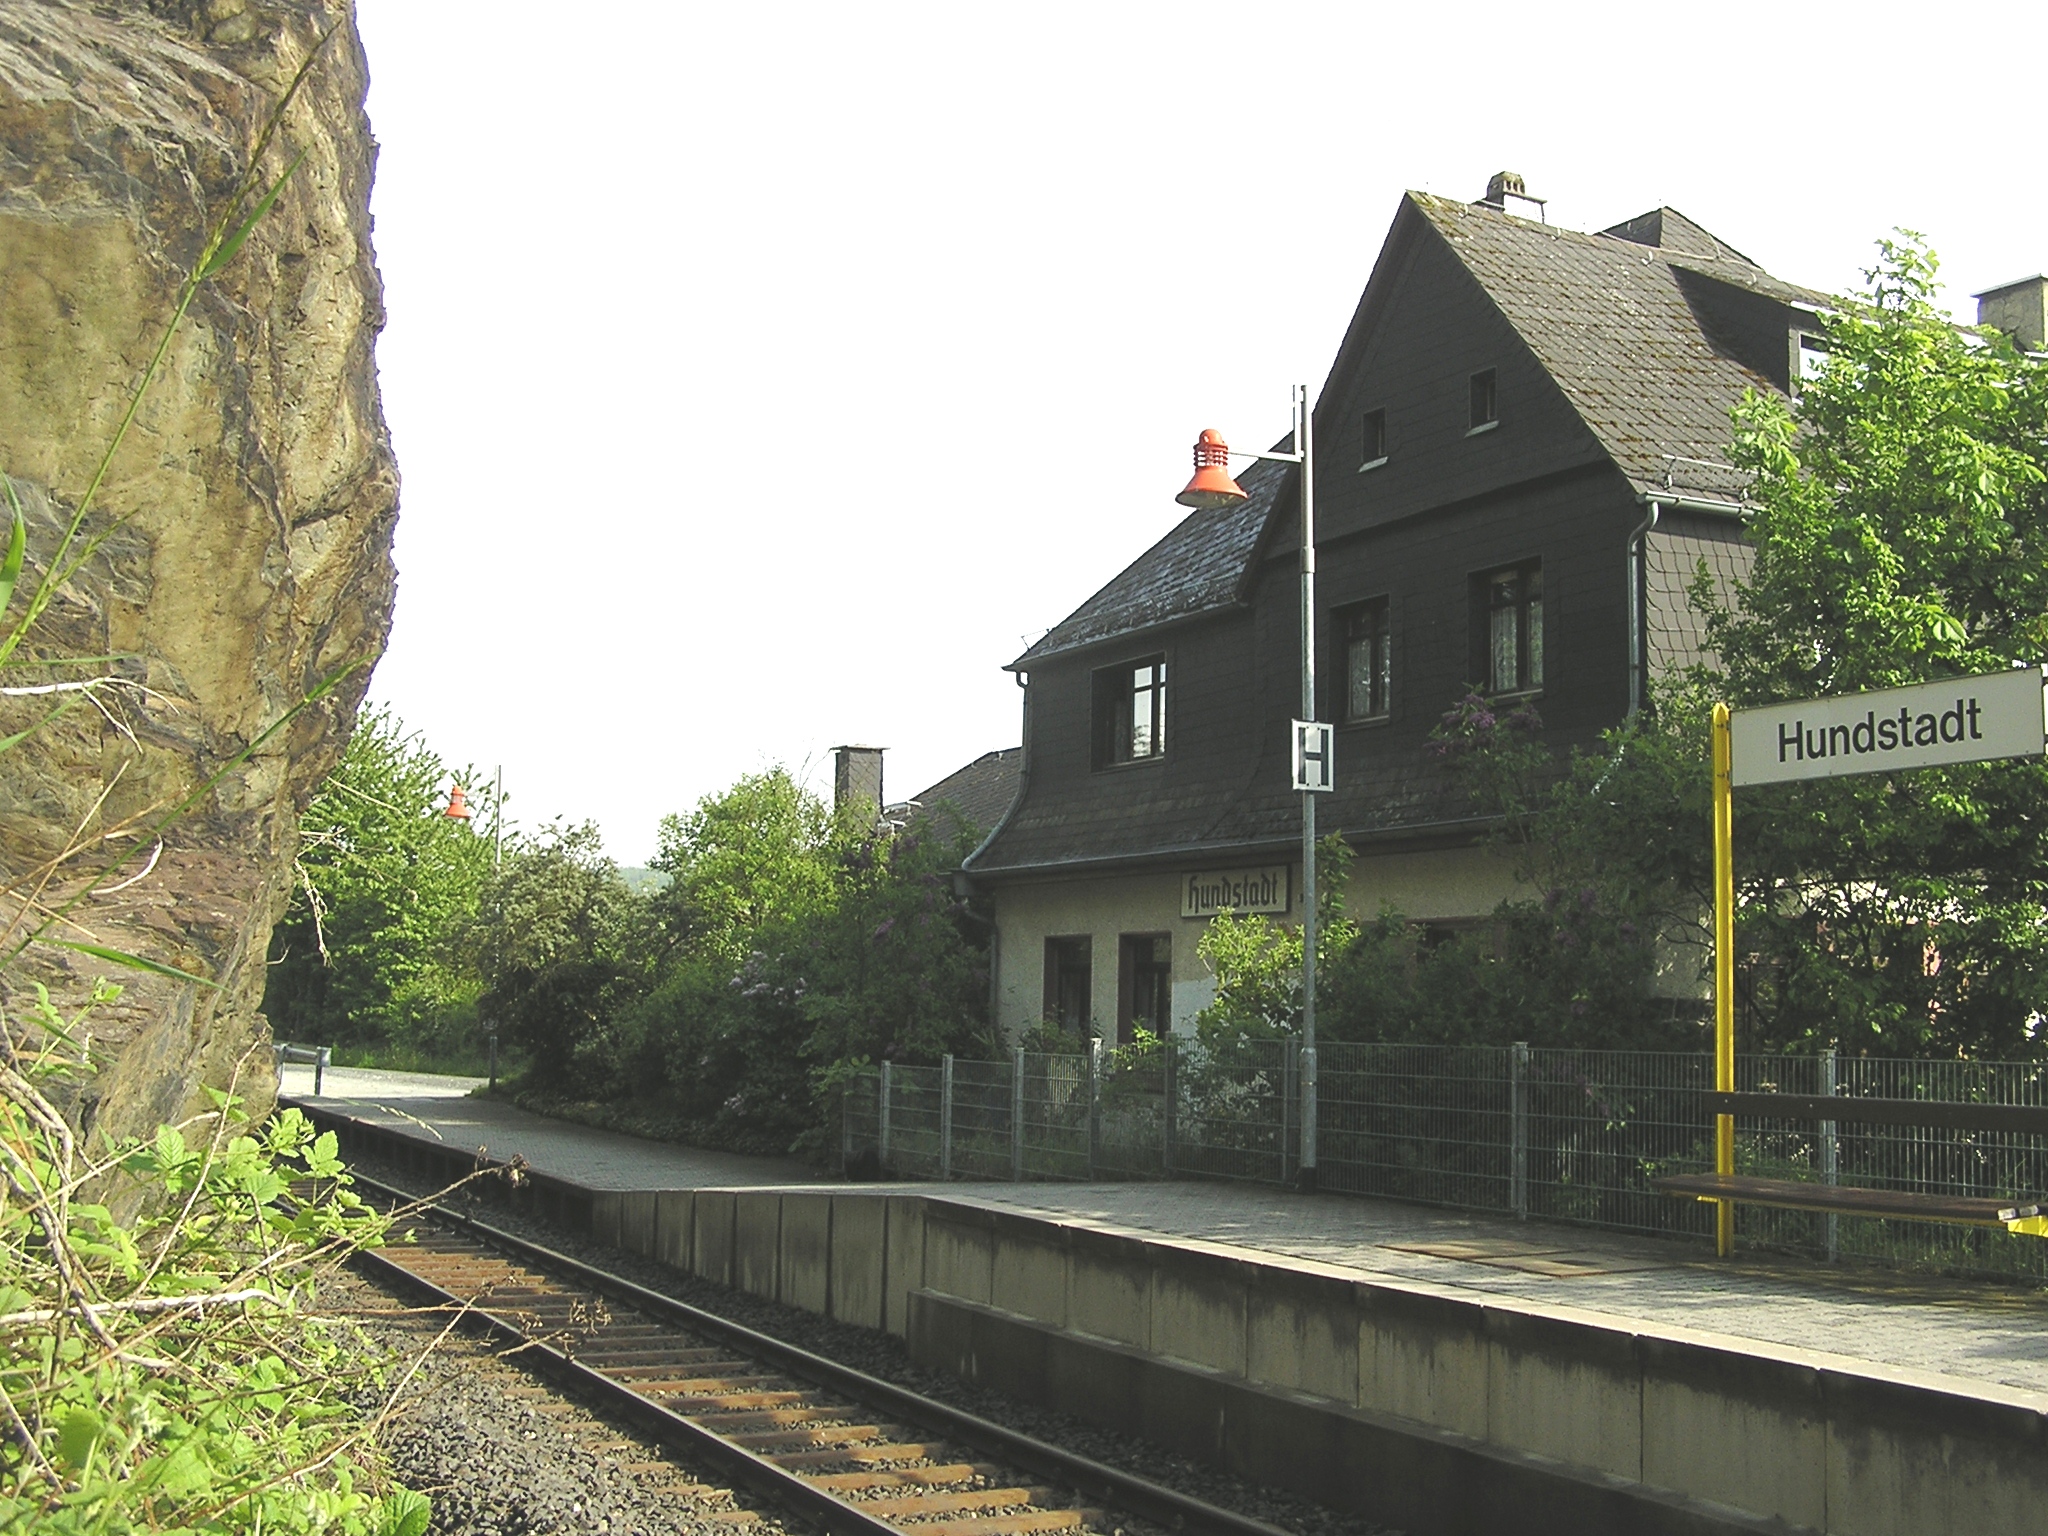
[
  {"left": 1181, "top": 867, "right": 1290, "bottom": 919},
  {"left": 1729, "top": 669, "right": 2048, "bottom": 787}
]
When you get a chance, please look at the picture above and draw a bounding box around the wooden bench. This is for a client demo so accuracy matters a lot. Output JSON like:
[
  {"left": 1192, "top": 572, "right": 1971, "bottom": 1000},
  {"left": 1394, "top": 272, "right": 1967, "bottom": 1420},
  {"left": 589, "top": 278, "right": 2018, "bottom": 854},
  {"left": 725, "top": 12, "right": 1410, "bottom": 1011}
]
[{"left": 1649, "top": 1092, "right": 2048, "bottom": 1237}]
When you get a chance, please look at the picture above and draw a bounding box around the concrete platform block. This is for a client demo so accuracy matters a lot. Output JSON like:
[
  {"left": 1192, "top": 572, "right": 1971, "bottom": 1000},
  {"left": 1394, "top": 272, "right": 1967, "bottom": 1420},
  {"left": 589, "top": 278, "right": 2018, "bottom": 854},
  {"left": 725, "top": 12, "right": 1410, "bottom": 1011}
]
[
  {"left": 908, "top": 1289, "right": 1792, "bottom": 1536},
  {"left": 1822, "top": 1370, "right": 2048, "bottom": 1536},
  {"left": 615, "top": 1191, "right": 658, "bottom": 1258},
  {"left": 1358, "top": 1288, "right": 1489, "bottom": 1440},
  {"left": 828, "top": 1194, "right": 887, "bottom": 1329},
  {"left": 1640, "top": 1339, "right": 1824, "bottom": 1530},
  {"left": 692, "top": 1190, "right": 736, "bottom": 1287},
  {"left": 923, "top": 1207, "right": 995, "bottom": 1305},
  {"left": 655, "top": 1191, "right": 694, "bottom": 1271},
  {"left": 1146, "top": 1245, "right": 1249, "bottom": 1376},
  {"left": 588, "top": 1191, "right": 622, "bottom": 1250},
  {"left": 883, "top": 1195, "right": 926, "bottom": 1337},
  {"left": 1067, "top": 1231, "right": 1148, "bottom": 1348},
  {"left": 989, "top": 1216, "right": 1066, "bottom": 1327},
  {"left": 1484, "top": 1307, "right": 1641, "bottom": 1480},
  {"left": 1246, "top": 1266, "right": 1359, "bottom": 1404},
  {"left": 733, "top": 1191, "right": 781, "bottom": 1299},
  {"left": 778, "top": 1192, "right": 832, "bottom": 1315}
]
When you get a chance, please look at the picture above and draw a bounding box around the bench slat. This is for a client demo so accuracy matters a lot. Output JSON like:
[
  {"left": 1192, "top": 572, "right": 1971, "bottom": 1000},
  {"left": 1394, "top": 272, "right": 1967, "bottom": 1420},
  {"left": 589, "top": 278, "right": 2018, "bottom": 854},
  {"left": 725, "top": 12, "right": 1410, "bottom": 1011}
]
[
  {"left": 1649, "top": 1172, "right": 2027, "bottom": 1225},
  {"left": 1704, "top": 1092, "right": 2048, "bottom": 1136}
]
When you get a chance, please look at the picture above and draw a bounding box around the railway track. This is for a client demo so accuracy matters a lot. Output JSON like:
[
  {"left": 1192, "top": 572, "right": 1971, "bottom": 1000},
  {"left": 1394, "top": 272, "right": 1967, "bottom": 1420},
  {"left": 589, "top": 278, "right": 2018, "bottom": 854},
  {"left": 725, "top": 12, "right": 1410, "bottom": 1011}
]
[{"left": 349, "top": 1174, "right": 1298, "bottom": 1536}]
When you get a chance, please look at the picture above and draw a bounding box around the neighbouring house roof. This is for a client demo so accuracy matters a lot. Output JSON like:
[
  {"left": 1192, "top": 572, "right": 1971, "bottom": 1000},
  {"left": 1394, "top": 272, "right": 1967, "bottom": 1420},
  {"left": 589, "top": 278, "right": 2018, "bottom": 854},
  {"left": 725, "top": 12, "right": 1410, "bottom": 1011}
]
[
  {"left": 1010, "top": 194, "right": 1822, "bottom": 670},
  {"left": 904, "top": 747, "right": 1021, "bottom": 839},
  {"left": 1012, "top": 454, "right": 1290, "bottom": 668}
]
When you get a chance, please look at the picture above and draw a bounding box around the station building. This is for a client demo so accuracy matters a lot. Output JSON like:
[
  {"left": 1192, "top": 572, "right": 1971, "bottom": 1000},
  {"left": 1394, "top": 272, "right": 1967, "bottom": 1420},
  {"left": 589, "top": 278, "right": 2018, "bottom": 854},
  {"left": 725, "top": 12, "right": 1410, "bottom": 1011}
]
[{"left": 960, "top": 174, "right": 1835, "bottom": 1044}]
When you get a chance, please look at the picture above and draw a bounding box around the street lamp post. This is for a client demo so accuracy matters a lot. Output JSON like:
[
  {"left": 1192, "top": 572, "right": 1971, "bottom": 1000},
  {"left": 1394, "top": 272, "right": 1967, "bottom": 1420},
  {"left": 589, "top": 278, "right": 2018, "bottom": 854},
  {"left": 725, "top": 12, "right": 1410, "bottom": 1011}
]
[{"left": 1176, "top": 386, "right": 1330, "bottom": 1190}]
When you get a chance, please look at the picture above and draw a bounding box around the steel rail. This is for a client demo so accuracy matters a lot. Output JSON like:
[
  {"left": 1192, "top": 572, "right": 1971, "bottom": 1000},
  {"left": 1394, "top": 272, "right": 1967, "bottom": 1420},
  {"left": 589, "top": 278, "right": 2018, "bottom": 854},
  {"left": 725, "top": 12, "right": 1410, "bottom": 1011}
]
[{"left": 350, "top": 1172, "right": 1296, "bottom": 1536}]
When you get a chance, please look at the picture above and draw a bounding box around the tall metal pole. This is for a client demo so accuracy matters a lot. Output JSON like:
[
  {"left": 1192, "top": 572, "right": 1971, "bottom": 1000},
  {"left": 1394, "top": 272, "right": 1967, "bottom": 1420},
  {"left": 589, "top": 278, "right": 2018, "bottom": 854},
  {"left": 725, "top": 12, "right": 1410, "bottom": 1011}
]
[
  {"left": 1297, "top": 383, "right": 1319, "bottom": 1189},
  {"left": 1712, "top": 703, "right": 1735, "bottom": 1257}
]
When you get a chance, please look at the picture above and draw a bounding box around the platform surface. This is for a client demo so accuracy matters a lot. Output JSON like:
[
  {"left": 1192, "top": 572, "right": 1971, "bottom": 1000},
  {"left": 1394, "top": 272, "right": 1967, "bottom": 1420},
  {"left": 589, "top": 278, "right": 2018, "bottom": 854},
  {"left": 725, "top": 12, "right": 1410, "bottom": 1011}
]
[{"left": 288, "top": 1066, "right": 2048, "bottom": 1400}]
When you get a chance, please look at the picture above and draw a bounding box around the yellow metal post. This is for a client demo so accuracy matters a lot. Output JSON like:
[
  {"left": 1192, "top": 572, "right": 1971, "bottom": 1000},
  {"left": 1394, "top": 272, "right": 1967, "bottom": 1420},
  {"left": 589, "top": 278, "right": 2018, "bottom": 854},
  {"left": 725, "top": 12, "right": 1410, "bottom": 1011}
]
[{"left": 1712, "top": 703, "right": 1735, "bottom": 1256}]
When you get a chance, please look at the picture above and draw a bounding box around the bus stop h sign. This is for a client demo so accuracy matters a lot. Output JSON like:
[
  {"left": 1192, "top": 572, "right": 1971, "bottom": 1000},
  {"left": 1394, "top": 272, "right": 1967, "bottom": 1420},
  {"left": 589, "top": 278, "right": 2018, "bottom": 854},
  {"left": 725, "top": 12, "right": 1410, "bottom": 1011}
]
[{"left": 1728, "top": 668, "right": 2048, "bottom": 787}]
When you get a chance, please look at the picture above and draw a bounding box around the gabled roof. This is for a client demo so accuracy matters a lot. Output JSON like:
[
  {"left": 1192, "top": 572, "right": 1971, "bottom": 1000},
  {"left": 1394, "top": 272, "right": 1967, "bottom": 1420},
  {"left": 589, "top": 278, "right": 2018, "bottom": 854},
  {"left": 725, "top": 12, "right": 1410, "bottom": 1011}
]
[
  {"left": 1011, "top": 453, "right": 1290, "bottom": 667},
  {"left": 1012, "top": 191, "right": 1823, "bottom": 666},
  {"left": 1410, "top": 192, "right": 1828, "bottom": 502}
]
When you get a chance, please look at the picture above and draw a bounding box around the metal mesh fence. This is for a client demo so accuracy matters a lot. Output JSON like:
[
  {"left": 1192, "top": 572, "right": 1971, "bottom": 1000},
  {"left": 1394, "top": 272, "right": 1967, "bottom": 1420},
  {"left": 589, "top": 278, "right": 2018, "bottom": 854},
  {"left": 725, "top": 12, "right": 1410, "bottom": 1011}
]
[{"left": 840, "top": 1042, "right": 2048, "bottom": 1280}]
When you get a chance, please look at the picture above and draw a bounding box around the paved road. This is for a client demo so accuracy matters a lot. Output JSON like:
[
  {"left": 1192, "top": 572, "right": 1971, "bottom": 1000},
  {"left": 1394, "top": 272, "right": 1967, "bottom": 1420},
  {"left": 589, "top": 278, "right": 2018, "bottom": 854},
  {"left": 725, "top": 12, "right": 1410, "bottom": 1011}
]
[{"left": 299, "top": 1067, "right": 2048, "bottom": 1400}]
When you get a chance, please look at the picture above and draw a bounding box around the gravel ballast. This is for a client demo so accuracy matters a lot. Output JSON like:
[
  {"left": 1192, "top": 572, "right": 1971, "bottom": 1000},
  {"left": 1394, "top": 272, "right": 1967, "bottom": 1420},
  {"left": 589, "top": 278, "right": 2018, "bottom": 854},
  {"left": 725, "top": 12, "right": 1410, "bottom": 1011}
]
[
  {"left": 332, "top": 1268, "right": 796, "bottom": 1536},
  {"left": 344, "top": 1152, "right": 1402, "bottom": 1536}
]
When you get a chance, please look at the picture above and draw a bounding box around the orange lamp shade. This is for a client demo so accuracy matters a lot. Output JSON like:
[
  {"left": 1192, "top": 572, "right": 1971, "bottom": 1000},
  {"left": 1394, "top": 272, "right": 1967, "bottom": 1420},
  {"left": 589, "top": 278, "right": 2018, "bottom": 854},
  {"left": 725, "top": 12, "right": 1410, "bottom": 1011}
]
[
  {"left": 1176, "top": 428, "right": 1249, "bottom": 510},
  {"left": 443, "top": 785, "right": 473, "bottom": 821}
]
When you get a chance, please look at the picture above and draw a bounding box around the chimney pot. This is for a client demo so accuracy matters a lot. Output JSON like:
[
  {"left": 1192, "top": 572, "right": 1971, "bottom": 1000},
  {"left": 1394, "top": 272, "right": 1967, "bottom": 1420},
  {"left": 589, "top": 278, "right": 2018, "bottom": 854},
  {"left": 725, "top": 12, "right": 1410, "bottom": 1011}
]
[
  {"left": 1478, "top": 170, "right": 1546, "bottom": 223},
  {"left": 1975, "top": 275, "right": 2047, "bottom": 353}
]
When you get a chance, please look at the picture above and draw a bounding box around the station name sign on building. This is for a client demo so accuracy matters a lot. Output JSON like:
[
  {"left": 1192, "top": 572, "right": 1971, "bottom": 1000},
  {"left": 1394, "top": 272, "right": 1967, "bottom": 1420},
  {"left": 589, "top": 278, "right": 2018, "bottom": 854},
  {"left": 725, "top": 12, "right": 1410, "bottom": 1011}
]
[
  {"left": 1181, "top": 867, "right": 1290, "bottom": 919},
  {"left": 1729, "top": 668, "right": 2048, "bottom": 787}
]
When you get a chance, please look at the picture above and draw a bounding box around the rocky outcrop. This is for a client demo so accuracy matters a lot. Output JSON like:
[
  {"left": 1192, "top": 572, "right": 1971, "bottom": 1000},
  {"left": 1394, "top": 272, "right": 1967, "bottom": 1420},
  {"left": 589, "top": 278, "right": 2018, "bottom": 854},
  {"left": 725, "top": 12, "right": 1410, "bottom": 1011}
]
[{"left": 0, "top": 2, "right": 395, "bottom": 1151}]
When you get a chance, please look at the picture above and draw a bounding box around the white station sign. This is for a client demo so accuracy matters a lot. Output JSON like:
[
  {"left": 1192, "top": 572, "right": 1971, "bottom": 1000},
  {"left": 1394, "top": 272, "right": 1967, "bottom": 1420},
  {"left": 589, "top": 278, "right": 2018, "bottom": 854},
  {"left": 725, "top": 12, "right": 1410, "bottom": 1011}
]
[{"left": 1729, "top": 668, "right": 2048, "bottom": 787}]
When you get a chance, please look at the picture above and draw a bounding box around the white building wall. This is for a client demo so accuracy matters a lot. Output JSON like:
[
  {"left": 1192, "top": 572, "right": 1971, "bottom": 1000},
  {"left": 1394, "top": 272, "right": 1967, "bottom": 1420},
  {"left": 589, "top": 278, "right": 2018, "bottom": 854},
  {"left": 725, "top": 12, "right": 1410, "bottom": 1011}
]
[{"left": 989, "top": 842, "right": 1527, "bottom": 1043}]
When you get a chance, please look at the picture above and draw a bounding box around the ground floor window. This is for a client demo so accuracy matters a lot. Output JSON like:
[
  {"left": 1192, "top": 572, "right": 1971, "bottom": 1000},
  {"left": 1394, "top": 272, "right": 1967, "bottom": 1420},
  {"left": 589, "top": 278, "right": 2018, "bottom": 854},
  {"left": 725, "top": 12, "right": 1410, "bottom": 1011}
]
[
  {"left": 1042, "top": 936, "right": 1092, "bottom": 1035},
  {"left": 1117, "top": 933, "right": 1171, "bottom": 1044}
]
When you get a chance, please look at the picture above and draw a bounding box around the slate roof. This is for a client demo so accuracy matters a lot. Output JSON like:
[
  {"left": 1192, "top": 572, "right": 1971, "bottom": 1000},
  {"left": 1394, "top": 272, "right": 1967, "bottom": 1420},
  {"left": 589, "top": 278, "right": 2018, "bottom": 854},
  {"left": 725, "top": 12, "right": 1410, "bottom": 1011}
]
[
  {"left": 1412, "top": 192, "right": 1829, "bottom": 502},
  {"left": 1010, "top": 195, "right": 1823, "bottom": 668},
  {"left": 905, "top": 747, "right": 1021, "bottom": 839},
  {"left": 1012, "top": 453, "right": 1290, "bottom": 667}
]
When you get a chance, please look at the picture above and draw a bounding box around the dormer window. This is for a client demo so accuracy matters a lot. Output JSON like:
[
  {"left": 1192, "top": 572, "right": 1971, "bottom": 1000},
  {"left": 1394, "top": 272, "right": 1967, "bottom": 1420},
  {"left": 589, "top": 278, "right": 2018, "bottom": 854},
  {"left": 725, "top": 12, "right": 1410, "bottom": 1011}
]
[
  {"left": 1092, "top": 656, "right": 1166, "bottom": 768},
  {"left": 1469, "top": 369, "right": 1498, "bottom": 433},
  {"left": 1360, "top": 408, "right": 1387, "bottom": 470},
  {"left": 1795, "top": 332, "right": 1829, "bottom": 389}
]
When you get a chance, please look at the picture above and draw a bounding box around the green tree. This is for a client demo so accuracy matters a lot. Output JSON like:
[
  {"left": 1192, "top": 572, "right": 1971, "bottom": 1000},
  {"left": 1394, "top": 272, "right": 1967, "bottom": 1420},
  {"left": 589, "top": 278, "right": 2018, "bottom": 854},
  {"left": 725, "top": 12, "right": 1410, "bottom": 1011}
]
[
  {"left": 263, "top": 707, "right": 498, "bottom": 1055},
  {"left": 470, "top": 819, "right": 649, "bottom": 1091},
  {"left": 649, "top": 768, "right": 842, "bottom": 963},
  {"left": 1701, "top": 237, "right": 2048, "bottom": 1056}
]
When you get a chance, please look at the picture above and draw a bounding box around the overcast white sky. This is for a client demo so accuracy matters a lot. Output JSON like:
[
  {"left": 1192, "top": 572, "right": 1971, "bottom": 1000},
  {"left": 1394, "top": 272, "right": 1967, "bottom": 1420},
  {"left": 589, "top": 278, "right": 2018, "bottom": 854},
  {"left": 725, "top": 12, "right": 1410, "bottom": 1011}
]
[{"left": 353, "top": 0, "right": 2048, "bottom": 864}]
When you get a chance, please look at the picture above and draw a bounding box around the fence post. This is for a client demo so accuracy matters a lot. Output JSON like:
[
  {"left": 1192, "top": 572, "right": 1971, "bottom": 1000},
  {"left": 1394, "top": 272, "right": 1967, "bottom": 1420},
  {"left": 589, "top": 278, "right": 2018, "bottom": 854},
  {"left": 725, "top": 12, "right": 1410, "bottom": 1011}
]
[
  {"left": 1011, "top": 1046, "right": 1026, "bottom": 1181},
  {"left": 1280, "top": 1041, "right": 1296, "bottom": 1185},
  {"left": 842, "top": 1077, "right": 854, "bottom": 1169},
  {"left": 878, "top": 1061, "right": 892, "bottom": 1167},
  {"left": 940, "top": 1054, "right": 955, "bottom": 1181},
  {"left": 1822, "top": 1046, "right": 1839, "bottom": 1263},
  {"left": 1162, "top": 1034, "right": 1178, "bottom": 1177},
  {"left": 1087, "top": 1037, "right": 1103, "bottom": 1179},
  {"left": 487, "top": 1031, "right": 498, "bottom": 1094},
  {"left": 1510, "top": 1041, "right": 1529, "bottom": 1220}
]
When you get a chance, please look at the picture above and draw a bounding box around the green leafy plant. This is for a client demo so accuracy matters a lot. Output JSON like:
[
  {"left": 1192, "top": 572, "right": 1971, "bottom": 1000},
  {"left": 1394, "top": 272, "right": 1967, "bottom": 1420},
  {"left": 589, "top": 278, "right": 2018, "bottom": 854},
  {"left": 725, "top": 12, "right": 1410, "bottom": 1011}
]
[{"left": 0, "top": 989, "right": 428, "bottom": 1533}]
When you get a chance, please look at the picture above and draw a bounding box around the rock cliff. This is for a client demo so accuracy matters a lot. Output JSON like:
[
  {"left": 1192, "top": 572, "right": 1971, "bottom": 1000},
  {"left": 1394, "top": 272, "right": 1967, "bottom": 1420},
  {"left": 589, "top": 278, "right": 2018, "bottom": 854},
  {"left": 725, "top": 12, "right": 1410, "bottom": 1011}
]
[{"left": 0, "top": 1, "right": 395, "bottom": 1150}]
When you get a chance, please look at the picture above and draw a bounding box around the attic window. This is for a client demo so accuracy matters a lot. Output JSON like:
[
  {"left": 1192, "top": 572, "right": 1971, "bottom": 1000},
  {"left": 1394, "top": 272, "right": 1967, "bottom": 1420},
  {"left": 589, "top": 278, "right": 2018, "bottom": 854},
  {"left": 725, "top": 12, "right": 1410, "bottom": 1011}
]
[
  {"left": 1468, "top": 369, "right": 1498, "bottom": 433},
  {"left": 1360, "top": 408, "right": 1387, "bottom": 470},
  {"left": 1796, "top": 332, "right": 1830, "bottom": 388}
]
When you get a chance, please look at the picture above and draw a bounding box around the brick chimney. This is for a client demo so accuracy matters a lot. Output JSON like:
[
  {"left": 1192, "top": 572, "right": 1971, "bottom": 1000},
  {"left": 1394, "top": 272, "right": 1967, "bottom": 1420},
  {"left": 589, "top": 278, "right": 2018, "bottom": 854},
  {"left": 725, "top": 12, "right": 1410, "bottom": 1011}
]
[
  {"left": 1975, "top": 276, "right": 2047, "bottom": 352},
  {"left": 833, "top": 745, "right": 885, "bottom": 819}
]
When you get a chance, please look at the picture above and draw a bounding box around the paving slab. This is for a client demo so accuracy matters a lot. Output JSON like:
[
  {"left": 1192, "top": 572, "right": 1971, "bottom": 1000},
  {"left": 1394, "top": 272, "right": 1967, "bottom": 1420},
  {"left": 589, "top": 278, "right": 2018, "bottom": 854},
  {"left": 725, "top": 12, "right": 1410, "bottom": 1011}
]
[
  {"left": 279, "top": 1065, "right": 813, "bottom": 1188},
  {"left": 299, "top": 1067, "right": 2048, "bottom": 1400}
]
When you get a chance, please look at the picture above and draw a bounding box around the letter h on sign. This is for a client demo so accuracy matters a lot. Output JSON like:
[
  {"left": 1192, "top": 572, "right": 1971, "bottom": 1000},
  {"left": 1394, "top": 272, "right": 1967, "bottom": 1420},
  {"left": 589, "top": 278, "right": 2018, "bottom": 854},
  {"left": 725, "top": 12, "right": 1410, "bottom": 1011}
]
[{"left": 1292, "top": 720, "right": 1334, "bottom": 793}]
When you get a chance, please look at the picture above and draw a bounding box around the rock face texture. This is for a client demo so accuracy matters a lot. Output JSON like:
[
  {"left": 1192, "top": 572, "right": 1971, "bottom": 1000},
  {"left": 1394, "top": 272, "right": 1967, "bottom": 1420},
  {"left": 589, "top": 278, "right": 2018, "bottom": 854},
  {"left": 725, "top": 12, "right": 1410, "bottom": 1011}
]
[{"left": 0, "top": 2, "right": 395, "bottom": 1152}]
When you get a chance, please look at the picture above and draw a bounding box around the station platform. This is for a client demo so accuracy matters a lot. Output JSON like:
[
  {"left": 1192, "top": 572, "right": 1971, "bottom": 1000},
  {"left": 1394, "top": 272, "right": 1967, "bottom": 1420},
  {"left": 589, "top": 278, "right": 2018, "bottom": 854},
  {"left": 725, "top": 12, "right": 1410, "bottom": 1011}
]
[{"left": 285, "top": 1064, "right": 2048, "bottom": 1536}]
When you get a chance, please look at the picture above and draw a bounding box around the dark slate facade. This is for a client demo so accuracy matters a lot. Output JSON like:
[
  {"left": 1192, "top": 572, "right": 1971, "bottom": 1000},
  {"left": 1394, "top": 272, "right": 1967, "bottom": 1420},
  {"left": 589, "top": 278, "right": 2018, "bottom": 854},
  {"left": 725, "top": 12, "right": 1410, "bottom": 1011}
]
[{"left": 967, "top": 183, "right": 1823, "bottom": 1038}]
